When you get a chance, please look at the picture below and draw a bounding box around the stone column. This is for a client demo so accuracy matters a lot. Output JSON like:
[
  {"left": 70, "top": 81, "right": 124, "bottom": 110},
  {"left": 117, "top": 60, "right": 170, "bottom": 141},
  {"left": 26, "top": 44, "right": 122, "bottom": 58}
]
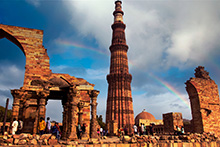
[
  {"left": 62, "top": 104, "right": 68, "bottom": 140},
  {"left": 78, "top": 101, "right": 85, "bottom": 126},
  {"left": 34, "top": 91, "right": 48, "bottom": 134},
  {"left": 67, "top": 87, "right": 78, "bottom": 141},
  {"left": 11, "top": 90, "right": 21, "bottom": 120},
  {"left": 89, "top": 90, "right": 100, "bottom": 138}
]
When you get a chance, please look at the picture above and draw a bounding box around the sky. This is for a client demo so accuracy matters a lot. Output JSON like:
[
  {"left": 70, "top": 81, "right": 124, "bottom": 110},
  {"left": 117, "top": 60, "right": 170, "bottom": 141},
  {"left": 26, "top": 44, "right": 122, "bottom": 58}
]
[{"left": 0, "top": 0, "right": 220, "bottom": 123}]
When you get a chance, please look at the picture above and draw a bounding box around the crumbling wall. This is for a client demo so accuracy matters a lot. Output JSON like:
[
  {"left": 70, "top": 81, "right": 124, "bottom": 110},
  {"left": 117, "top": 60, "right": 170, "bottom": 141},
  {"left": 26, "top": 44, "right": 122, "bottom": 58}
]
[
  {"left": 186, "top": 66, "right": 220, "bottom": 136},
  {"left": 0, "top": 24, "right": 51, "bottom": 88},
  {"left": 163, "top": 112, "right": 183, "bottom": 133}
]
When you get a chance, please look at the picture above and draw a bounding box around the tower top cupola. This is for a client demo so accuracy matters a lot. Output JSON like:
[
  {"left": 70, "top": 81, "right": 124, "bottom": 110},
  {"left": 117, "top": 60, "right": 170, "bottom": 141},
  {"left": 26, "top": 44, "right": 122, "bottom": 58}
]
[{"left": 113, "top": 0, "right": 124, "bottom": 23}]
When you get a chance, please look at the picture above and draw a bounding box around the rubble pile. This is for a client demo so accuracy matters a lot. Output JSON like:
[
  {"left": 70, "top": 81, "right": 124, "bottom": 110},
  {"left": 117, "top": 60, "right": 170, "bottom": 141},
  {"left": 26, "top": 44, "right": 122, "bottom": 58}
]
[
  {"left": 120, "top": 132, "right": 220, "bottom": 144},
  {"left": 0, "top": 132, "right": 219, "bottom": 146}
]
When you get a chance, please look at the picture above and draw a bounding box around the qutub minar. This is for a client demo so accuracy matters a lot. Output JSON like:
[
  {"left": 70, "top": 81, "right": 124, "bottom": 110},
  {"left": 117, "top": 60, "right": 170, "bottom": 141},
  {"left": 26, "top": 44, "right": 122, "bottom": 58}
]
[{"left": 106, "top": 0, "right": 134, "bottom": 134}]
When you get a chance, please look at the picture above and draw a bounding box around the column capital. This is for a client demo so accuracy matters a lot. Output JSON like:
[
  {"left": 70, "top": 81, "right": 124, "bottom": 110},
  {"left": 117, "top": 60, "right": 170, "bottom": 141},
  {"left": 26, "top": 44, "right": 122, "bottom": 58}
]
[{"left": 88, "top": 90, "right": 100, "bottom": 98}]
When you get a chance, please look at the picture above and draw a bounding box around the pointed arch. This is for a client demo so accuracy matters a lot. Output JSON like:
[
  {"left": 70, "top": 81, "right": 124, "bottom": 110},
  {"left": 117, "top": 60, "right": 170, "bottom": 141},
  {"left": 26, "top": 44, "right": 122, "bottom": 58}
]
[{"left": 0, "top": 29, "right": 25, "bottom": 55}]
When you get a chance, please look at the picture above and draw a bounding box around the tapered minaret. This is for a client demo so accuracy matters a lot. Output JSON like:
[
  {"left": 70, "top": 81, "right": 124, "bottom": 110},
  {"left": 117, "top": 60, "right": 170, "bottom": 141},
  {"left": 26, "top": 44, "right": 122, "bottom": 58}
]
[{"left": 106, "top": 0, "right": 134, "bottom": 134}]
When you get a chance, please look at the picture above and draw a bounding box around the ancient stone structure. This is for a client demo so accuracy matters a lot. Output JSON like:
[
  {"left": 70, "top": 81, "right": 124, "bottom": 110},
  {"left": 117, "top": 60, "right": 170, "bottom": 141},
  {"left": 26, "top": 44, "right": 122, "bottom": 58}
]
[
  {"left": 185, "top": 66, "right": 220, "bottom": 136},
  {"left": 0, "top": 24, "right": 99, "bottom": 140},
  {"left": 163, "top": 112, "right": 183, "bottom": 133},
  {"left": 106, "top": 0, "right": 134, "bottom": 134}
]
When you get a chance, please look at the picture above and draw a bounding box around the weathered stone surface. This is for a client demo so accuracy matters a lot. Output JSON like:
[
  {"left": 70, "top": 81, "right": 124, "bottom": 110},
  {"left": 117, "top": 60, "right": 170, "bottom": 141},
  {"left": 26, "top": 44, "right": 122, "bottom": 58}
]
[
  {"left": 18, "top": 139, "right": 27, "bottom": 145},
  {"left": 14, "top": 138, "right": 19, "bottom": 145},
  {"left": 29, "top": 139, "right": 37, "bottom": 145},
  {"left": 6, "top": 138, "right": 13, "bottom": 144},
  {"left": 186, "top": 66, "right": 220, "bottom": 136},
  {"left": 0, "top": 24, "right": 99, "bottom": 140},
  {"left": 49, "top": 139, "right": 58, "bottom": 145},
  {"left": 40, "top": 134, "right": 52, "bottom": 140}
]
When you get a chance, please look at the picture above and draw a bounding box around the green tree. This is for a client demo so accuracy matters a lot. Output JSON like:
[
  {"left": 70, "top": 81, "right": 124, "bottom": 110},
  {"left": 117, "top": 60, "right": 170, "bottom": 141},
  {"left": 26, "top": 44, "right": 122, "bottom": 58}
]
[
  {"left": 96, "top": 115, "right": 105, "bottom": 129},
  {"left": 0, "top": 105, "right": 12, "bottom": 122}
]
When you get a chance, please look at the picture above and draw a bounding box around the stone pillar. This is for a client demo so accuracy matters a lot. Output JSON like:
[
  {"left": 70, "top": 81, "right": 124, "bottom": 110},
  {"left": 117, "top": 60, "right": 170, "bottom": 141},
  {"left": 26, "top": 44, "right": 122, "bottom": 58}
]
[
  {"left": 67, "top": 87, "right": 78, "bottom": 141},
  {"left": 34, "top": 91, "right": 48, "bottom": 134},
  {"left": 89, "top": 90, "right": 100, "bottom": 138},
  {"left": 11, "top": 90, "right": 21, "bottom": 120},
  {"left": 62, "top": 104, "right": 68, "bottom": 140},
  {"left": 78, "top": 101, "right": 85, "bottom": 126}
]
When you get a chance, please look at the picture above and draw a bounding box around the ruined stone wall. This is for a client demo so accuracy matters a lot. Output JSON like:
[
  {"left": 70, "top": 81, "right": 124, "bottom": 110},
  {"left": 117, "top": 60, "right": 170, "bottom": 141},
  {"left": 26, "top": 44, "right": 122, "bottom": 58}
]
[
  {"left": 0, "top": 24, "right": 51, "bottom": 88},
  {"left": 186, "top": 66, "right": 220, "bottom": 136},
  {"left": 163, "top": 112, "right": 183, "bottom": 133}
]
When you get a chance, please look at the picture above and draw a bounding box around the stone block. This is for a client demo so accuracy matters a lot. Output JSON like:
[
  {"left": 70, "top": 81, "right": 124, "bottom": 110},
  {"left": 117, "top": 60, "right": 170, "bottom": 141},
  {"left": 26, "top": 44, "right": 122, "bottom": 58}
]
[{"left": 48, "top": 139, "right": 58, "bottom": 145}]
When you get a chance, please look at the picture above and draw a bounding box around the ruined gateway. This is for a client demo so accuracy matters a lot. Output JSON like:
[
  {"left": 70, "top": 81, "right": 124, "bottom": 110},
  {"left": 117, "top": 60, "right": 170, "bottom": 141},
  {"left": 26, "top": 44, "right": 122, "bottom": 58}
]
[{"left": 0, "top": 24, "right": 99, "bottom": 140}]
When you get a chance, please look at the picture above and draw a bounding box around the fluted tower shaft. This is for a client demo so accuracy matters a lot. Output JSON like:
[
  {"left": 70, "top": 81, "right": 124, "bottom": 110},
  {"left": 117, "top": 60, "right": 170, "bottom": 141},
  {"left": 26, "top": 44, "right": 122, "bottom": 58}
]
[{"left": 106, "top": 0, "right": 134, "bottom": 134}]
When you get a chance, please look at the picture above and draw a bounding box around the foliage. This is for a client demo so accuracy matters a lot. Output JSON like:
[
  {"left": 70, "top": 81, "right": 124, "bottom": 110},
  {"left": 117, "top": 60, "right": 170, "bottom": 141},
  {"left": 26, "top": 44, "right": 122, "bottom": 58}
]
[
  {"left": 0, "top": 105, "right": 12, "bottom": 122},
  {"left": 96, "top": 115, "right": 105, "bottom": 129}
]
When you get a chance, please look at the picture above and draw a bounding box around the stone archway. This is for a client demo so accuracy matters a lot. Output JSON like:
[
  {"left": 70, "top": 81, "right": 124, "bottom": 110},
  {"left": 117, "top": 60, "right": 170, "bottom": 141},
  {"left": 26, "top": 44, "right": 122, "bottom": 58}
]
[
  {"left": 185, "top": 66, "right": 220, "bottom": 136},
  {"left": 0, "top": 24, "right": 100, "bottom": 140}
]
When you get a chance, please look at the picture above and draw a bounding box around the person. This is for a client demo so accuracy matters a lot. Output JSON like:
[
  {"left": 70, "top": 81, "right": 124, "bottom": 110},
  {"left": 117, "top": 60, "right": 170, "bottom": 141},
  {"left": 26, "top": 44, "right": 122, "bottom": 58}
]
[
  {"left": 100, "top": 127, "right": 103, "bottom": 136},
  {"left": 124, "top": 126, "right": 128, "bottom": 135},
  {"left": 45, "top": 117, "right": 51, "bottom": 134},
  {"left": 11, "top": 118, "right": 18, "bottom": 135},
  {"left": 181, "top": 126, "right": 185, "bottom": 135},
  {"left": 38, "top": 117, "right": 46, "bottom": 135},
  {"left": 176, "top": 126, "right": 181, "bottom": 135},
  {"left": 133, "top": 124, "right": 138, "bottom": 135},
  {"left": 81, "top": 123, "right": 86, "bottom": 134},
  {"left": 77, "top": 124, "right": 81, "bottom": 139},
  {"left": 141, "top": 124, "right": 145, "bottom": 135},
  {"left": 52, "top": 122, "right": 61, "bottom": 141},
  {"left": 97, "top": 128, "right": 100, "bottom": 136},
  {"left": 149, "top": 124, "right": 154, "bottom": 136},
  {"left": 17, "top": 119, "right": 23, "bottom": 134}
]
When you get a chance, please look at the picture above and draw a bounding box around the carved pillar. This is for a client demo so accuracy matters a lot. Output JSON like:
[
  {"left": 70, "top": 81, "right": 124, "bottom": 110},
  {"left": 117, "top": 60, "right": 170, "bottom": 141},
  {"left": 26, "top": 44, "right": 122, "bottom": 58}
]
[
  {"left": 78, "top": 101, "right": 84, "bottom": 126},
  {"left": 67, "top": 87, "right": 78, "bottom": 140},
  {"left": 89, "top": 90, "right": 100, "bottom": 138},
  {"left": 33, "top": 91, "right": 48, "bottom": 134},
  {"left": 11, "top": 90, "right": 21, "bottom": 120},
  {"left": 62, "top": 104, "right": 68, "bottom": 140}
]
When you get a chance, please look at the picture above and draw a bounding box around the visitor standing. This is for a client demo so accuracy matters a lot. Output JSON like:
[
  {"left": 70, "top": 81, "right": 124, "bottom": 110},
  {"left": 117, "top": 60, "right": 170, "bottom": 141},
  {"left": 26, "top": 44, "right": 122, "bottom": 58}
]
[
  {"left": 181, "top": 126, "right": 185, "bottom": 135},
  {"left": 38, "top": 117, "right": 46, "bottom": 135},
  {"left": 81, "top": 123, "right": 86, "bottom": 134},
  {"left": 133, "top": 124, "right": 138, "bottom": 135},
  {"left": 11, "top": 118, "right": 18, "bottom": 135},
  {"left": 46, "top": 117, "right": 51, "bottom": 133},
  {"left": 149, "top": 124, "right": 154, "bottom": 136},
  {"left": 77, "top": 124, "right": 81, "bottom": 139},
  {"left": 100, "top": 127, "right": 103, "bottom": 136},
  {"left": 17, "top": 119, "right": 23, "bottom": 134},
  {"left": 52, "top": 122, "right": 61, "bottom": 141}
]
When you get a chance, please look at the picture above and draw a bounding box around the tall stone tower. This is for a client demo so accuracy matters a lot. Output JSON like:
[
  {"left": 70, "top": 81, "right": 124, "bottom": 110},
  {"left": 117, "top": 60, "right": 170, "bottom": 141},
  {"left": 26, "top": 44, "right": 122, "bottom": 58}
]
[{"left": 106, "top": 0, "right": 134, "bottom": 134}]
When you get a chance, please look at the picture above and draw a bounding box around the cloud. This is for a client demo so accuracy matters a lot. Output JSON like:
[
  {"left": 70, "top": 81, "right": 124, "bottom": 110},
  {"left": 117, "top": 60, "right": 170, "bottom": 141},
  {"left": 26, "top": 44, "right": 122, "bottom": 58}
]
[
  {"left": 0, "top": 64, "right": 24, "bottom": 90},
  {"left": 62, "top": 0, "right": 220, "bottom": 71},
  {"left": 133, "top": 92, "right": 191, "bottom": 120},
  {"left": 26, "top": 0, "right": 40, "bottom": 7}
]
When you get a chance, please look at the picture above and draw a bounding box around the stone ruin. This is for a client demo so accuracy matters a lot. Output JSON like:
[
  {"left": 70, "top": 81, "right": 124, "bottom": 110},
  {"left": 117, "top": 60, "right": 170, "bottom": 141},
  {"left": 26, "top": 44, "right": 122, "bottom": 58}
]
[
  {"left": 163, "top": 112, "right": 183, "bottom": 134},
  {"left": 0, "top": 24, "right": 100, "bottom": 140},
  {"left": 186, "top": 66, "right": 220, "bottom": 136}
]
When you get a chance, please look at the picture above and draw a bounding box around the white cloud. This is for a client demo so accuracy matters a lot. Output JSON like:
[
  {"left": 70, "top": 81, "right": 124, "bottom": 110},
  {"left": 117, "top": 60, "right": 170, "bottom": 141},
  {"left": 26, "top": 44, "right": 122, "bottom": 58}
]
[
  {"left": 133, "top": 92, "right": 191, "bottom": 120},
  {"left": 0, "top": 65, "right": 24, "bottom": 90},
  {"left": 62, "top": 0, "right": 220, "bottom": 71},
  {"left": 85, "top": 68, "right": 108, "bottom": 80},
  {"left": 26, "top": 0, "right": 41, "bottom": 7}
]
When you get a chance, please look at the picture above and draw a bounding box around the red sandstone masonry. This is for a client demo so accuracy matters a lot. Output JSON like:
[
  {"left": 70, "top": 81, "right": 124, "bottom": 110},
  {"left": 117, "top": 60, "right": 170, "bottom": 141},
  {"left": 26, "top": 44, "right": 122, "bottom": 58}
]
[{"left": 186, "top": 66, "right": 220, "bottom": 136}]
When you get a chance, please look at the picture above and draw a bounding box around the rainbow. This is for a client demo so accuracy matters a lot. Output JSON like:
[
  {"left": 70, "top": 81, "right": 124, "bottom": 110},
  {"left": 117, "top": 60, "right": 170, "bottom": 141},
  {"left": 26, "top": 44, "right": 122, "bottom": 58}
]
[
  {"left": 55, "top": 39, "right": 108, "bottom": 56},
  {"left": 148, "top": 73, "right": 191, "bottom": 109},
  {"left": 55, "top": 39, "right": 135, "bottom": 66}
]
